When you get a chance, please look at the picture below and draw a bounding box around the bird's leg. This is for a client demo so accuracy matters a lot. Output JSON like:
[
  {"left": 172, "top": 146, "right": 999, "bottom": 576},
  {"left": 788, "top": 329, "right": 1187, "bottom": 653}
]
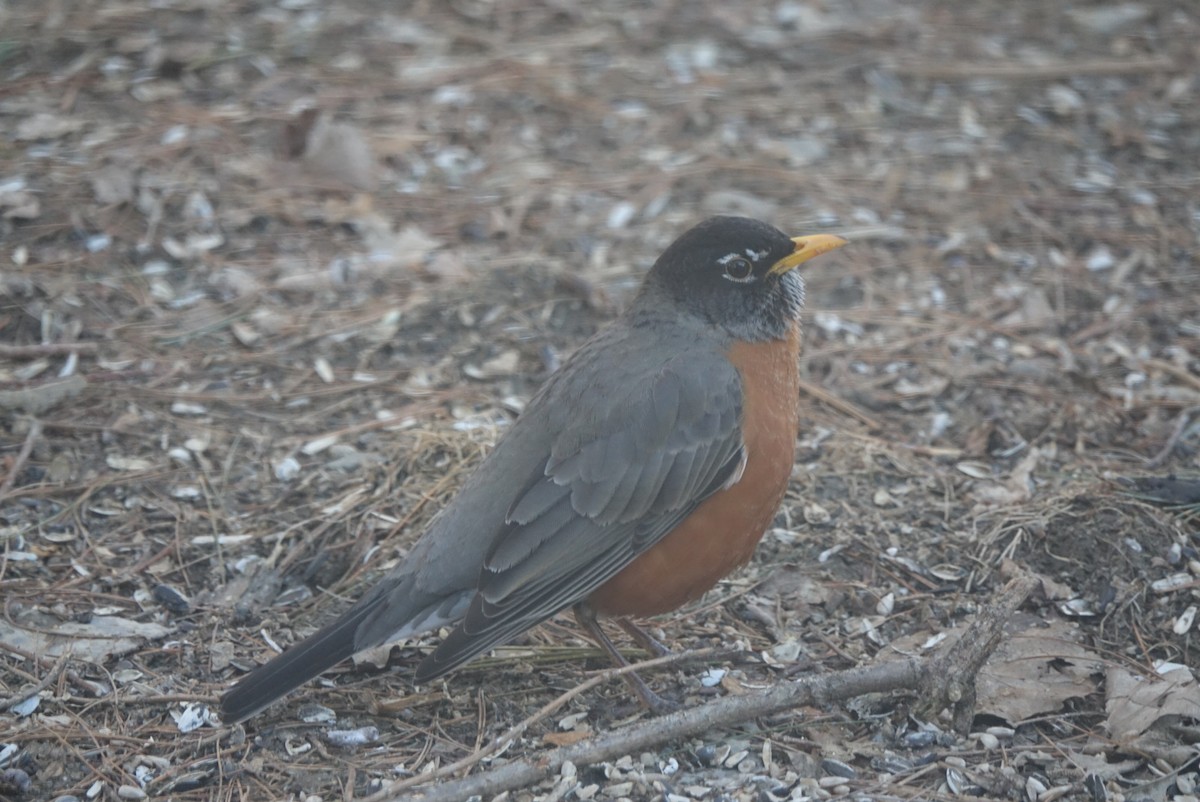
[
  {"left": 616, "top": 618, "right": 672, "bottom": 658},
  {"left": 573, "top": 603, "right": 678, "bottom": 714}
]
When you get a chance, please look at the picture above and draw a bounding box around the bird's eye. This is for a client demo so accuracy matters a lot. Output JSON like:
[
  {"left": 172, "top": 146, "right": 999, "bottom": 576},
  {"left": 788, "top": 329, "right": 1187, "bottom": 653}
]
[{"left": 722, "top": 256, "right": 754, "bottom": 282}]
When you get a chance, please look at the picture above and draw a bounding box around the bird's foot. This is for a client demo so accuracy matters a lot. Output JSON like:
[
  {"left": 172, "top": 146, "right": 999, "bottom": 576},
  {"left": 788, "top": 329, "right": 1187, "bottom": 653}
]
[
  {"left": 616, "top": 618, "right": 672, "bottom": 659},
  {"left": 621, "top": 670, "right": 680, "bottom": 715}
]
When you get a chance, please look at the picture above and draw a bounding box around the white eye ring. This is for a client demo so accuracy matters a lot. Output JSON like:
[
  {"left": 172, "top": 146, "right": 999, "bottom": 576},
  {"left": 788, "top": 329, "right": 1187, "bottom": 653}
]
[{"left": 722, "top": 256, "right": 754, "bottom": 282}]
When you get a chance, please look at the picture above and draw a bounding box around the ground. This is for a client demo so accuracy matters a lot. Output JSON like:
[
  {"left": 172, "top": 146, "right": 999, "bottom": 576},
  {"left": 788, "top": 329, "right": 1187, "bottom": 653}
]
[{"left": 1, "top": 1, "right": 1199, "bottom": 801}]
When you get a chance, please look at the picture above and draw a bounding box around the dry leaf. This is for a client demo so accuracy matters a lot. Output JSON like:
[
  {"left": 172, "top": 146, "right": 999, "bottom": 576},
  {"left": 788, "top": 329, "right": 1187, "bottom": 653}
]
[
  {"left": 15, "top": 112, "right": 85, "bottom": 141},
  {"left": 0, "top": 375, "right": 86, "bottom": 414},
  {"left": 297, "top": 112, "right": 378, "bottom": 191},
  {"left": 0, "top": 188, "right": 41, "bottom": 220},
  {"left": 0, "top": 612, "right": 169, "bottom": 664},
  {"left": 758, "top": 564, "right": 836, "bottom": 608},
  {"left": 1000, "top": 559, "right": 1077, "bottom": 601},
  {"left": 884, "top": 617, "right": 1101, "bottom": 724},
  {"left": 969, "top": 447, "right": 1043, "bottom": 507},
  {"left": 1105, "top": 665, "right": 1200, "bottom": 741},
  {"left": 975, "top": 621, "right": 1100, "bottom": 722},
  {"left": 543, "top": 728, "right": 592, "bottom": 747},
  {"left": 92, "top": 164, "right": 137, "bottom": 205}
]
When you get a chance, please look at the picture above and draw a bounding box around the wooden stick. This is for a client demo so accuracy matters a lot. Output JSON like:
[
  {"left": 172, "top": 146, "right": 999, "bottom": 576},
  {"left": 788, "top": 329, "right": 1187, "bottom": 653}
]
[
  {"left": 0, "top": 419, "right": 43, "bottom": 498},
  {"left": 893, "top": 57, "right": 1176, "bottom": 80},
  {"left": 375, "top": 576, "right": 1037, "bottom": 802},
  {"left": 797, "top": 378, "right": 881, "bottom": 430},
  {"left": 0, "top": 342, "right": 98, "bottom": 357}
]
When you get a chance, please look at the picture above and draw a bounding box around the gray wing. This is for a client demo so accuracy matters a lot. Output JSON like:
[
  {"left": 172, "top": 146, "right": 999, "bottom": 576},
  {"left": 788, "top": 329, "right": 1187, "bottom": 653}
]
[{"left": 414, "top": 350, "right": 744, "bottom": 682}]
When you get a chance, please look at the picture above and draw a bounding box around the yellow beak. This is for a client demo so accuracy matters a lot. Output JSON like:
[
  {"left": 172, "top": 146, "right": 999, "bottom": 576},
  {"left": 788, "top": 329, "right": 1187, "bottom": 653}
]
[{"left": 768, "top": 233, "right": 849, "bottom": 276}]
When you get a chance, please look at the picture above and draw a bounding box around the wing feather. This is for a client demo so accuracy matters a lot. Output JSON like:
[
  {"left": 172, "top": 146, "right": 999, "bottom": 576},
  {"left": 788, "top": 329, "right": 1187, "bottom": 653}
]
[{"left": 415, "top": 349, "right": 747, "bottom": 683}]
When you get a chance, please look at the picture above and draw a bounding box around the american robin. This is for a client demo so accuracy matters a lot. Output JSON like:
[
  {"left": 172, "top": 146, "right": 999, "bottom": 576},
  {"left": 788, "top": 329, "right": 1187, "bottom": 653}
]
[{"left": 219, "top": 216, "right": 847, "bottom": 722}]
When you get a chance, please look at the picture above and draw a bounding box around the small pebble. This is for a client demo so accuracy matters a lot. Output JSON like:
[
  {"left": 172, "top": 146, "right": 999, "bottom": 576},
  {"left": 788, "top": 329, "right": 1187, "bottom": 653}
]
[
  {"left": 274, "top": 456, "right": 301, "bottom": 481},
  {"left": 323, "top": 726, "right": 379, "bottom": 748},
  {"left": 1, "top": 770, "right": 31, "bottom": 793},
  {"left": 86, "top": 233, "right": 112, "bottom": 252},
  {"left": 976, "top": 732, "right": 1000, "bottom": 750},
  {"left": 153, "top": 584, "right": 190, "bottom": 614},
  {"left": 904, "top": 731, "right": 936, "bottom": 748},
  {"left": 946, "top": 767, "right": 968, "bottom": 795},
  {"left": 606, "top": 201, "right": 637, "bottom": 229},
  {"left": 820, "top": 758, "right": 857, "bottom": 779},
  {"left": 297, "top": 704, "right": 336, "bottom": 724},
  {"left": 314, "top": 357, "right": 335, "bottom": 384},
  {"left": 876, "top": 756, "right": 914, "bottom": 774},
  {"left": 803, "top": 502, "right": 832, "bottom": 524},
  {"left": 1084, "top": 773, "right": 1107, "bottom": 802},
  {"left": 301, "top": 435, "right": 339, "bottom": 455},
  {"left": 1151, "top": 573, "right": 1192, "bottom": 593},
  {"left": 1175, "top": 606, "right": 1197, "bottom": 635},
  {"left": 170, "top": 401, "right": 208, "bottom": 416}
]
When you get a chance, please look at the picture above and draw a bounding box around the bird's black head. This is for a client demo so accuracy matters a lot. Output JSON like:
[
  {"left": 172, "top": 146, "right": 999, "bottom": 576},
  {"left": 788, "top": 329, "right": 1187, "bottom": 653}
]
[{"left": 641, "top": 216, "right": 847, "bottom": 342}]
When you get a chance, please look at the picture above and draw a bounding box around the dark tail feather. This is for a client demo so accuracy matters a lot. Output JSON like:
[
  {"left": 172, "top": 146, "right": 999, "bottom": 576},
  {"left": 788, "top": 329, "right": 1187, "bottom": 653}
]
[{"left": 219, "top": 605, "right": 372, "bottom": 724}]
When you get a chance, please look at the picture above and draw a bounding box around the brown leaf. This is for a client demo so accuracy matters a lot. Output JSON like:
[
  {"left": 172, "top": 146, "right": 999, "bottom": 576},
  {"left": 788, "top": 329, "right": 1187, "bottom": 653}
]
[
  {"left": 1105, "top": 665, "right": 1200, "bottom": 741},
  {"left": 885, "top": 617, "right": 1101, "bottom": 724},
  {"left": 0, "top": 188, "right": 41, "bottom": 220},
  {"left": 294, "top": 112, "right": 378, "bottom": 191},
  {"left": 543, "top": 728, "right": 592, "bottom": 747},
  {"left": 15, "top": 112, "right": 85, "bottom": 141},
  {"left": 0, "top": 610, "right": 169, "bottom": 663},
  {"left": 92, "top": 164, "right": 137, "bottom": 205},
  {"left": 720, "top": 674, "right": 748, "bottom": 696},
  {"left": 974, "top": 620, "right": 1101, "bottom": 722}
]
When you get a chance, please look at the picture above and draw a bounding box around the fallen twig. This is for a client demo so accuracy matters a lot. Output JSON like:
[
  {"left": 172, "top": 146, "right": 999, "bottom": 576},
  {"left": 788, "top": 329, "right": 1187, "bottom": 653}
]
[
  {"left": 797, "top": 378, "right": 881, "bottom": 430},
  {"left": 1145, "top": 404, "right": 1200, "bottom": 468},
  {"left": 893, "top": 57, "right": 1176, "bottom": 80},
  {"left": 1143, "top": 359, "right": 1200, "bottom": 395},
  {"left": 0, "top": 651, "right": 69, "bottom": 711},
  {"left": 0, "top": 375, "right": 87, "bottom": 416},
  {"left": 0, "top": 342, "right": 98, "bottom": 358},
  {"left": 0, "top": 419, "right": 43, "bottom": 499},
  {"left": 918, "top": 575, "right": 1037, "bottom": 731},
  {"left": 380, "top": 576, "right": 1036, "bottom": 802},
  {"left": 359, "top": 647, "right": 724, "bottom": 802}
]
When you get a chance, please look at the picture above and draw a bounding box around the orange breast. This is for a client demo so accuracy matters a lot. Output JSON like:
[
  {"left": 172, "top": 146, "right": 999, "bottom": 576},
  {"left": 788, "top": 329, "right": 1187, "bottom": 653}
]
[{"left": 587, "top": 323, "right": 802, "bottom": 617}]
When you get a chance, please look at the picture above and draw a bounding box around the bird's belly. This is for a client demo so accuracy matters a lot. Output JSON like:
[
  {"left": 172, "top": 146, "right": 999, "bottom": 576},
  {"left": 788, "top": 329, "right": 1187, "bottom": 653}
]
[{"left": 587, "top": 326, "right": 802, "bottom": 617}]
